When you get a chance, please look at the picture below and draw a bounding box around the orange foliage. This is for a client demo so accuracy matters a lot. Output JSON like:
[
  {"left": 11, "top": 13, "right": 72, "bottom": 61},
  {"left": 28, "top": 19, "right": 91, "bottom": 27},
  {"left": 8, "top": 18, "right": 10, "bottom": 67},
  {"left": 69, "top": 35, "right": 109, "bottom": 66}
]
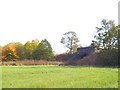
[{"left": 2, "top": 45, "right": 19, "bottom": 61}]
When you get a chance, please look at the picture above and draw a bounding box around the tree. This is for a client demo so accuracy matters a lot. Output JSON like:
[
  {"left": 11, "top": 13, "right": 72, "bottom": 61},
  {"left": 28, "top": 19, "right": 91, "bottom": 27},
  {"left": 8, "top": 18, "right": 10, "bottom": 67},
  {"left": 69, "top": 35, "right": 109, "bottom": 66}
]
[
  {"left": 24, "top": 41, "right": 32, "bottom": 59},
  {"left": 93, "top": 19, "right": 118, "bottom": 49},
  {"left": 61, "top": 31, "right": 79, "bottom": 54},
  {"left": 93, "top": 19, "right": 118, "bottom": 66},
  {"left": 2, "top": 44, "right": 19, "bottom": 61},
  {"left": 5, "top": 42, "right": 26, "bottom": 60},
  {"left": 33, "top": 39, "right": 55, "bottom": 60},
  {"left": 31, "top": 39, "right": 39, "bottom": 51},
  {"left": 13, "top": 42, "right": 25, "bottom": 60},
  {"left": 24, "top": 39, "right": 39, "bottom": 60}
]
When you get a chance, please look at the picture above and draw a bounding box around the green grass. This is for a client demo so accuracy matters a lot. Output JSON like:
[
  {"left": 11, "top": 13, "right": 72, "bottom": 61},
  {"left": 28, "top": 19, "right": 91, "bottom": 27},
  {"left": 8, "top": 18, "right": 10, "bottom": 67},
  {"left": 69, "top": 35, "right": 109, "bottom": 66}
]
[{"left": 2, "top": 65, "right": 118, "bottom": 88}]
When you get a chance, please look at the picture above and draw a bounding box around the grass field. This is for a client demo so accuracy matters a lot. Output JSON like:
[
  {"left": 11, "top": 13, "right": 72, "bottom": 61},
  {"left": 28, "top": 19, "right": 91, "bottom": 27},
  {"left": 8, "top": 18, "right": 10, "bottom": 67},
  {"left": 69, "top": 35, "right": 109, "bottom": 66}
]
[{"left": 2, "top": 65, "right": 118, "bottom": 88}]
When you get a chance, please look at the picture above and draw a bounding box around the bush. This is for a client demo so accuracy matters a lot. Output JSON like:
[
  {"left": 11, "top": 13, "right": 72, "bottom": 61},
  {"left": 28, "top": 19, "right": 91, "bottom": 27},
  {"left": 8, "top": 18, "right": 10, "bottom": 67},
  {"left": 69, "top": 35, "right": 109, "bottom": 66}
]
[
  {"left": 96, "top": 49, "right": 118, "bottom": 67},
  {"left": 56, "top": 53, "right": 74, "bottom": 61}
]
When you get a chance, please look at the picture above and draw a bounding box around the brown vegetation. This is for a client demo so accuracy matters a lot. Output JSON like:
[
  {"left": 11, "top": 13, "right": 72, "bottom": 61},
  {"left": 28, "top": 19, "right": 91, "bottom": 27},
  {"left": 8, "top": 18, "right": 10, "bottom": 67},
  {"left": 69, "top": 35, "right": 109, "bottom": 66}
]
[
  {"left": 65, "top": 52, "right": 98, "bottom": 66},
  {"left": 1, "top": 60, "right": 64, "bottom": 66},
  {"left": 19, "top": 60, "right": 64, "bottom": 65},
  {"left": 1, "top": 52, "right": 98, "bottom": 66}
]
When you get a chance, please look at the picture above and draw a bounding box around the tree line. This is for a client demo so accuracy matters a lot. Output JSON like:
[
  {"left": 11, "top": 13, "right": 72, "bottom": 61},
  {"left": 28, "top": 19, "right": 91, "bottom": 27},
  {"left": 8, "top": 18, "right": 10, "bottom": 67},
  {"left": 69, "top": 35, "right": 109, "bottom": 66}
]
[
  {"left": 60, "top": 19, "right": 119, "bottom": 66},
  {"left": 0, "top": 19, "right": 119, "bottom": 66},
  {"left": 1, "top": 39, "right": 55, "bottom": 61}
]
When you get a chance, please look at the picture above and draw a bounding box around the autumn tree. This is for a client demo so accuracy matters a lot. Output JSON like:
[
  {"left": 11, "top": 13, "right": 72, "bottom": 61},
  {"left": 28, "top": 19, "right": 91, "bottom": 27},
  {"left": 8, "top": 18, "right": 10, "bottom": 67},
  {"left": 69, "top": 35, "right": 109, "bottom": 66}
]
[
  {"left": 24, "top": 41, "right": 32, "bottom": 59},
  {"left": 24, "top": 39, "right": 39, "bottom": 60},
  {"left": 5, "top": 42, "right": 26, "bottom": 60},
  {"left": 31, "top": 39, "right": 39, "bottom": 54},
  {"left": 61, "top": 31, "right": 79, "bottom": 54},
  {"left": 13, "top": 42, "right": 25, "bottom": 60},
  {"left": 2, "top": 44, "right": 19, "bottom": 61}
]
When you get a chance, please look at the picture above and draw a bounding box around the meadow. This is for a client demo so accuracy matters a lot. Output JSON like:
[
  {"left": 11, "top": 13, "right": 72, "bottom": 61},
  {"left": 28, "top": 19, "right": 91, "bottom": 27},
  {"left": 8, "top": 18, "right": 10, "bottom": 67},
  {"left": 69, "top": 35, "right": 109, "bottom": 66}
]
[{"left": 2, "top": 65, "right": 118, "bottom": 88}]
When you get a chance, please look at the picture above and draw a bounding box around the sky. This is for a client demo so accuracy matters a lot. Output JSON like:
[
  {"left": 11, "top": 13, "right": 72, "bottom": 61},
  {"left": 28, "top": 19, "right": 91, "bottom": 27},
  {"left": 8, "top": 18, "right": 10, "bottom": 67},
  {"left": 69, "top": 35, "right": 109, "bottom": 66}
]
[{"left": 0, "top": 0, "right": 119, "bottom": 54}]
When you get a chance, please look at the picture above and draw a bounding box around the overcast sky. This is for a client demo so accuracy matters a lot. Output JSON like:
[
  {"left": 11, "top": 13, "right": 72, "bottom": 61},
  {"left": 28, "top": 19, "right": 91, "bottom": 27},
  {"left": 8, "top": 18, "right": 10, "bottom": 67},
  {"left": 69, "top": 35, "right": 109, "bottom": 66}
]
[{"left": 0, "top": 0, "right": 119, "bottom": 54}]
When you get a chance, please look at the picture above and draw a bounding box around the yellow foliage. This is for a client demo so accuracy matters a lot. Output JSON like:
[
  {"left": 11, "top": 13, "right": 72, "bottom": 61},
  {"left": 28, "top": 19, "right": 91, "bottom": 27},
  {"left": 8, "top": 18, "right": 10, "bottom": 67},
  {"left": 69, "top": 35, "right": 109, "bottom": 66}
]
[{"left": 2, "top": 45, "right": 19, "bottom": 61}]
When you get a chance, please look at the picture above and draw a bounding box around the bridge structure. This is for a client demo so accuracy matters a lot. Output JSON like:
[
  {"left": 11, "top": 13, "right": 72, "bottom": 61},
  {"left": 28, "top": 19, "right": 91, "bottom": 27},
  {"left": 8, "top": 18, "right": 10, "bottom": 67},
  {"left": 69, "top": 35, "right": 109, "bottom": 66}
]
[{"left": 71, "top": 47, "right": 95, "bottom": 60}]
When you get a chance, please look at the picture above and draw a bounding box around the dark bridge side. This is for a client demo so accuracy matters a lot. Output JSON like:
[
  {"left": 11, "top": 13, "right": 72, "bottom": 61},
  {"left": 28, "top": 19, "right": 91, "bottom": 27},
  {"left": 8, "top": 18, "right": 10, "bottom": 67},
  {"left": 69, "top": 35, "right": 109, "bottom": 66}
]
[{"left": 71, "top": 47, "right": 95, "bottom": 60}]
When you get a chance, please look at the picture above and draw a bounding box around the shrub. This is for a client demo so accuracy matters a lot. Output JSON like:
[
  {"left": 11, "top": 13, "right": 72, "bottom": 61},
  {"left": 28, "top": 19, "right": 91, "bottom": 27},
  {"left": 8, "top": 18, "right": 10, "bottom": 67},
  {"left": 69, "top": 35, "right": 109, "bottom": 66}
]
[{"left": 96, "top": 49, "right": 118, "bottom": 67}]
